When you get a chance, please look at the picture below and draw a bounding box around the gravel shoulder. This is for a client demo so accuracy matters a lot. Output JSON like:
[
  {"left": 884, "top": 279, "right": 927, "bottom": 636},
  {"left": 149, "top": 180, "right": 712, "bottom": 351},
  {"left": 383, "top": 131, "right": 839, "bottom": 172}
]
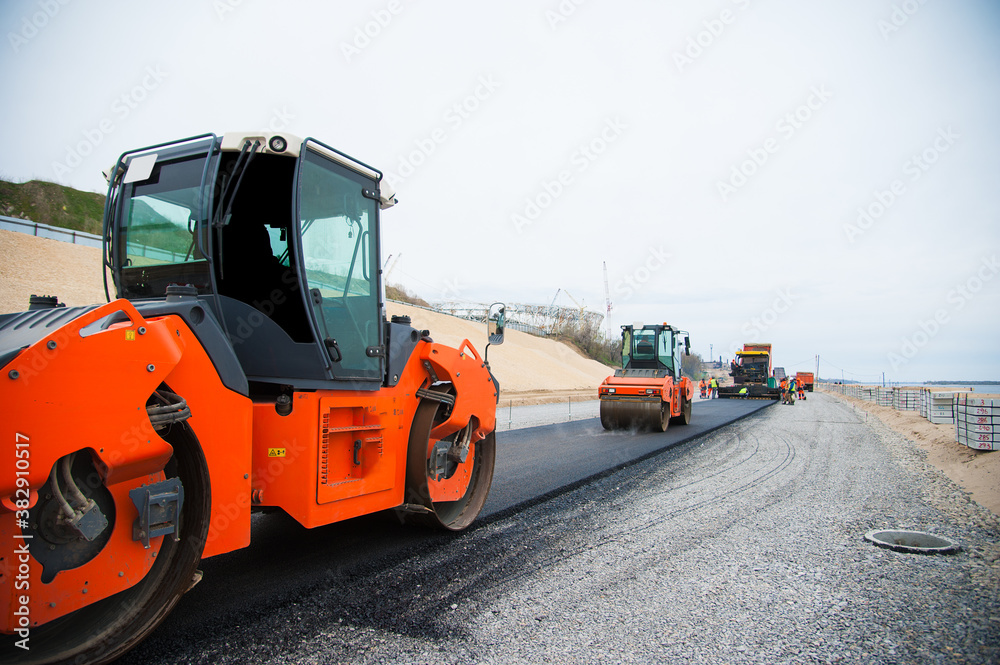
[
  {"left": 820, "top": 387, "right": 1000, "bottom": 518},
  {"left": 126, "top": 392, "right": 1000, "bottom": 665}
]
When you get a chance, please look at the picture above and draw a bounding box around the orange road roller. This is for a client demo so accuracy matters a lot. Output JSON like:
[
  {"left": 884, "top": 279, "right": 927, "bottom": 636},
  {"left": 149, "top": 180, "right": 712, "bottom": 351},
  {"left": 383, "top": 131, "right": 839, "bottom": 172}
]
[
  {"left": 598, "top": 323, "right": 693, "bottom": 431},
  {"left": 0, "top": 132, "right": 502, "bottom": 664}
]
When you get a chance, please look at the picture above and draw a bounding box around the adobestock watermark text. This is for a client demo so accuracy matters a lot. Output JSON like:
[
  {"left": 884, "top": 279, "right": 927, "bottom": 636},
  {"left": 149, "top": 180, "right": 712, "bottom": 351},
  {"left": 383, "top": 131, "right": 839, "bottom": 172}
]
[
  {"left": 843, "top": 125, "right": 958, "bottom": 243},
  {"left": 7, "top": 0, "right": 71, "bottom": 53},
  {"left": 384, "top": 75, "right": 500, "bottom": 188},
  {"left": 511, "top": 116, "right": 627, "bottom": 234},
  {"left": 672, "top": 0, "right": 755, "bottom": 73},
  {"left": 51, "top": 65, "right": 168, "bottom": 180},
  {"left": 340, "top": 0, "right": 414, "bottom": 62},
  {"left": 878, "top": 0, "right": 931, "bottom": 41},
  {"left": 716, "top": 85, "right": 833, "bottom": 203},
  {"left": 726, "top": 286, "right": 799, "bottom": 354},
  {"left": 613, "top": 247, "right": 671, "bottom": 301},
  {"left": 887, "top": 254, "right": 998, "bottom": 370}
]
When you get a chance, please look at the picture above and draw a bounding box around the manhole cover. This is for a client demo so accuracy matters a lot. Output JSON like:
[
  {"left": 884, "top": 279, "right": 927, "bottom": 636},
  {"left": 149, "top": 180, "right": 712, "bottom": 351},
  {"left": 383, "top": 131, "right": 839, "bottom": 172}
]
[{"left": 864, "top": 529, "right": 960, "bottom": 555}]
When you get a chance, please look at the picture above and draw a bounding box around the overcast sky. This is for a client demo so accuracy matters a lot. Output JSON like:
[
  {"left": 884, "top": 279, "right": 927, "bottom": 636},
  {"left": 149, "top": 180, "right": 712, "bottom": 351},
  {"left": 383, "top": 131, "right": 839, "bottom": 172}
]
[{"left": 1, "top": 0, "right": 998, "bottom": 382}]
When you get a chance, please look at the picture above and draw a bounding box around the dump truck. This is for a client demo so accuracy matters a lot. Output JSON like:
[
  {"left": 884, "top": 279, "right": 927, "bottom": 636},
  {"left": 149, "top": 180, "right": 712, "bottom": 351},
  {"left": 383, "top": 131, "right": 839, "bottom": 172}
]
[
  {"left": 718, "top": 343, "right": 780, "bottom": 399},
  {"left": 0, "top": 132, "right": 502, "bottom": 665},
  {"left": 796, "top": 371, "right": 814, "bottom": 393},
  {"left": 598, "top": 323, "right": 693, "bottom": 431}
]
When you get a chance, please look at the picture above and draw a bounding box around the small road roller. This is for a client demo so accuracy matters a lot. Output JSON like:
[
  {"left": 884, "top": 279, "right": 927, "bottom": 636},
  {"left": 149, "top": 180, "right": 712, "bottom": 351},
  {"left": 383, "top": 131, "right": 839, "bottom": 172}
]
[{"left": 598, "top": 323, "right": 693, "bottom": 431}]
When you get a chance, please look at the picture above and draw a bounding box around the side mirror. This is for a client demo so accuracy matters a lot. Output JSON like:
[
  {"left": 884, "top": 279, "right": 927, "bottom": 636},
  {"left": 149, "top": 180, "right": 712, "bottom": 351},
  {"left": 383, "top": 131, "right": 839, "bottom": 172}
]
[
  {"left": 487, "top": 302, "right": 505, "bottom": 345},
  {"left": 685, "top": 336, "right": 691, "bottom": 356}
]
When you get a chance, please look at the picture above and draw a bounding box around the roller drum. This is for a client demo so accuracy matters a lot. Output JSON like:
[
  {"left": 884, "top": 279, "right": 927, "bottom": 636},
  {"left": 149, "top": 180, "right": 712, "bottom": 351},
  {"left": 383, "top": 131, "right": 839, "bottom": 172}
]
[{"left": 600, "top": 399, "right": 668, "bottom": 432}]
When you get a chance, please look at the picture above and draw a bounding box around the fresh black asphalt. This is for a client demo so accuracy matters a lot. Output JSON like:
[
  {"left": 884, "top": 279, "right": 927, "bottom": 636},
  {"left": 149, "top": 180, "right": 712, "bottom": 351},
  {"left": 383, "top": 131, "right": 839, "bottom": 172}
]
[{"left": 485, "top": 398, "right": 773, "bottom": 517}]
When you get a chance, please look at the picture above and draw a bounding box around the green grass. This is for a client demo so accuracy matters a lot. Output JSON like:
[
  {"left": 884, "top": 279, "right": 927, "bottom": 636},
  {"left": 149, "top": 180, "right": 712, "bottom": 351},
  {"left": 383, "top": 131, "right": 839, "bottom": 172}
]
[{"left": 0, "top": 178, "right": 106, "bottom": 234}]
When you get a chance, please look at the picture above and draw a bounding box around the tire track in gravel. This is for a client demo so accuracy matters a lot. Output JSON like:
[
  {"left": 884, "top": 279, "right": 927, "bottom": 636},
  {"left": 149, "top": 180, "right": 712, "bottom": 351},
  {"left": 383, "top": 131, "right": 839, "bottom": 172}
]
[
  {"left": 362, "top": 417, "right": 799, "bottom": 612},
  {"left": 508, "top": 424, "right": 799, "bottom": 577},
  {"left": 350, "top": 413, "right": 805, "bottom": 645},
  {"left": 256, "top": 415, "right": 795, "bottom": 649}
]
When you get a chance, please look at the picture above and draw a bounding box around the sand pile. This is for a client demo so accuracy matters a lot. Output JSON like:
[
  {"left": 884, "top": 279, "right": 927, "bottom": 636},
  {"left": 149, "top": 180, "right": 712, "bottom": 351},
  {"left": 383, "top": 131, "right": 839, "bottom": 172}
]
[
  {"left": 0, "top": 229, "right": 108, "bottom": 310},
  {"left": 385, "top": 301, "right": 612, "bottom": 402}
]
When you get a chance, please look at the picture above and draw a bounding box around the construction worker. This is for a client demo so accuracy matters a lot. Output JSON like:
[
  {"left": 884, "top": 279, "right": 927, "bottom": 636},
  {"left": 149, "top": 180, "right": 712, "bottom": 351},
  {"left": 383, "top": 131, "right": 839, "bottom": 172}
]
[
  {"left": 787, "top": 376, "right": 797, "bottom": 406},
  {"left": 739, "top": 386, "right": 748, "bottom": 398},
  {"left": 710, "top": 377, "right": 718, "bottom": 399},
  {"left": 779, "top": 376, "right": 789, "bottom": 404},
  {"left": 699, "top": 378, "right": 707, "bottom": 400},
  {"left": 797, "top": 381, "right": 806, "bottom": 401}
]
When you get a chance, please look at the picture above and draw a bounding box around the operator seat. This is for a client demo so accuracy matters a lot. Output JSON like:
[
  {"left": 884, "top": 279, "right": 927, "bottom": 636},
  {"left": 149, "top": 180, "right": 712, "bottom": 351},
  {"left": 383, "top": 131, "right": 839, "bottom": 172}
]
[{"left": 215, "top": 180, "right": 312, "bottom": 343}]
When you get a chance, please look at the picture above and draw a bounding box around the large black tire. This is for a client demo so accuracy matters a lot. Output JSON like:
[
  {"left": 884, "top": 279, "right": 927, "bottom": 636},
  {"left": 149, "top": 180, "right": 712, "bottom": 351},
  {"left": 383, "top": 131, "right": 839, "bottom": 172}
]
[
  {"left": 403, "top": 398, "right": 495, "bottom": 531},
  {"left": 670, "top": 394, "right": 692, "bottom": 426},
  {"left": 2, "top": 426, "right": 211, "bottom": 665},
  {"left": 655, "top": 402, "right": 670, "bottom": 433}
]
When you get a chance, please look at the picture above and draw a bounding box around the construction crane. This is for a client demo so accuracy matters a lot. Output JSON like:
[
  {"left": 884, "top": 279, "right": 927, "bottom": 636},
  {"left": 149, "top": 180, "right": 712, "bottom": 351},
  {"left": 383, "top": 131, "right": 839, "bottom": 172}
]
[
  {"left": 563, "top": 290, "right": 586, "bottom": 314},
  {"left": 603, "top": 261, "right": 612, "bottom": 338},
  {"left": 383, "top": 252, "right": 402, "bottom": 281}
]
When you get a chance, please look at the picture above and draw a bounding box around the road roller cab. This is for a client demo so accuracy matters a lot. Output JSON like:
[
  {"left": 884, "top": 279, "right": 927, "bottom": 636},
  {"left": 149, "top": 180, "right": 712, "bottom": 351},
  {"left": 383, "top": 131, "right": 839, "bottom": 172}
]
[{"left": 598, "top": 323, "right": 693, "bottom": 431}]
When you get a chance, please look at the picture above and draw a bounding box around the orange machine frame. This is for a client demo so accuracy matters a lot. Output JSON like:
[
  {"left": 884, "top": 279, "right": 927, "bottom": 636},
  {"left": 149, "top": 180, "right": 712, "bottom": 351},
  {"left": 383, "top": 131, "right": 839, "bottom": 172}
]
[
  {"left": 598, "top": 374, "right": 693, "bottom": 418},
  {"left": 1, "top": 300, "right": 496, "bottom": 632}
]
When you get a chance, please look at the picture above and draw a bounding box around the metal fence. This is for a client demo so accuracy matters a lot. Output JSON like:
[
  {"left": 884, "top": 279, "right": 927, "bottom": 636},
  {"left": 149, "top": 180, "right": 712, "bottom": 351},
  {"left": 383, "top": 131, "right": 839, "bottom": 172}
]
[
  {"left": 2, "top": 215, "right": 196, "bottom": 265},
  {"left": 0, "top": 215, "right": 103, "bottom": 249},
  {"left": 386, "top": 299, "right": 550, "bottom": 337}
]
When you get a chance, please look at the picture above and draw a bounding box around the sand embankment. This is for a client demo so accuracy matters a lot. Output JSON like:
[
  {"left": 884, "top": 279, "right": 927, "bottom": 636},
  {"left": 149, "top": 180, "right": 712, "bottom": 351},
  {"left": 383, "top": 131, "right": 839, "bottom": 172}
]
[
  {"left": 0, "top": 229, "right": 108, "bottom": 310},
  {"left": 384, "top": 301, "right": 612, "bottom": 404},
  {"left": 0, "top": 229, "right": 613, "bottom": 404}
]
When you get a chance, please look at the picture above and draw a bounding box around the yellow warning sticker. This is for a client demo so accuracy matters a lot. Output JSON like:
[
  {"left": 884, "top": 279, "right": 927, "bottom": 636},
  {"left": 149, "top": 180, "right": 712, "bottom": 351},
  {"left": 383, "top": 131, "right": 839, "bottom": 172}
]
[
  {"left": 125, "top": 330, "right": 136, "bottom": 341},
  {"left": 267, "top": 448, "right": 286, "bottom": 458}
]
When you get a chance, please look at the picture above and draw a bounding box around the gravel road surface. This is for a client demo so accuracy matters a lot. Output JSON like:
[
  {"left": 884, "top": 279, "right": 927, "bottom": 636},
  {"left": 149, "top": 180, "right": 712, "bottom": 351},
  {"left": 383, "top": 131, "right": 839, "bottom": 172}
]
[{"left": 122, "top": 393, "right": 1000, "bottom": 664}]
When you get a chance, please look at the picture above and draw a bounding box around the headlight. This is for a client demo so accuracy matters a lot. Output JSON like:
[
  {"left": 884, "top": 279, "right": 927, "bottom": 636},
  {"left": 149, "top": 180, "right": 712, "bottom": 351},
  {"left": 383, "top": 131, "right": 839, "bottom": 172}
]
[{"left": 269, "top": 136, "right": 288, "bottom": 152}]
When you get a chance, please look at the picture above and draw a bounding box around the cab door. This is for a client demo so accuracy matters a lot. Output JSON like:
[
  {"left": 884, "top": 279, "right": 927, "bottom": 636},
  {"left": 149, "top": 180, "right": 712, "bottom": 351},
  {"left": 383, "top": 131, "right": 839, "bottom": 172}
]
[{"left": 294, "top": 142, "right": 383, "bottom": 384}]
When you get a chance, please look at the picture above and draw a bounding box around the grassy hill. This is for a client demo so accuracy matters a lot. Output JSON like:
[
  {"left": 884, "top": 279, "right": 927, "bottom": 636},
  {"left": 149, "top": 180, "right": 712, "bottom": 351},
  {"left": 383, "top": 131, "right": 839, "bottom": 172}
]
[{"left": 0, "top": 179, "right": 106, "bottom": 235}]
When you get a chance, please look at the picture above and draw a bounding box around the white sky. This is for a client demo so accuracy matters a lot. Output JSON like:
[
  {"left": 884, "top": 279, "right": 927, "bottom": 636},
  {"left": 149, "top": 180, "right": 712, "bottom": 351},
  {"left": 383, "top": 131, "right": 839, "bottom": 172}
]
[{"left": 1, "top": 0, "right": 998, "bottom": 382}]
